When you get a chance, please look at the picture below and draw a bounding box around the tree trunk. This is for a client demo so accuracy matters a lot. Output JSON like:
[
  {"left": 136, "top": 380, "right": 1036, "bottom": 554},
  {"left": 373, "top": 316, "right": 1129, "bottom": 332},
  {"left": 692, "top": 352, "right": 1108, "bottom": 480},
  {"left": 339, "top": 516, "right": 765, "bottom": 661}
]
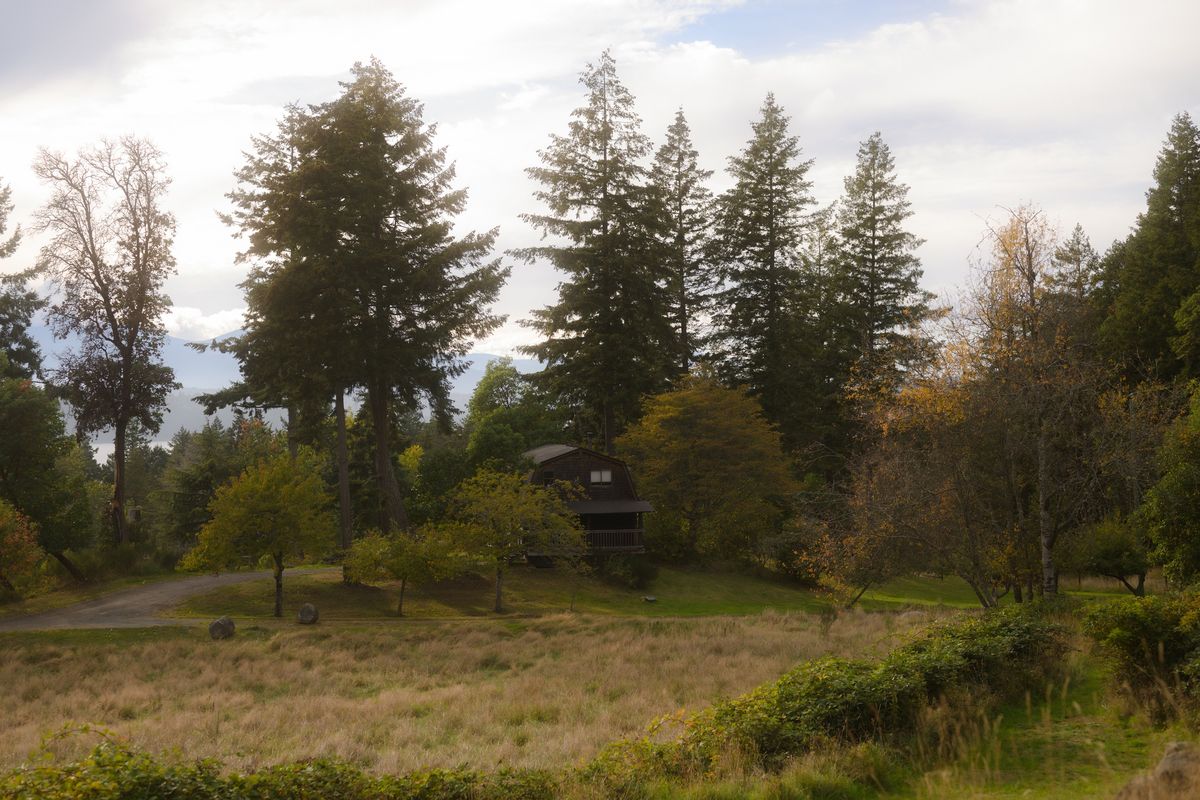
[
  {"left": 1037, "top": 425, "right": 1057, "bottom": 597},
  {"left": 1013, "top": 582, "right": 1023, "bottom": 604},
  {"left": 846, "top": 582, "right": 871, "bottom": 609},
  {"left": 0, "top": 571, "right": 15, "bottom": 593},
  {"left": 50, "top": 550, "right": 86, "bottom": 584},
  {"left": 367, "top": 382, "right": 408, "bottom": 533},
  {"left": 111, "top": 418, "right": 130, "bottom": 544},
  {"left": 397, "top": 577, "right": 406, "bottom": 616},
  {"left": 335, "top": 390, "right": 354, "bottom": 583},
  {"left": 273, "top": 552, "right": 284, "bottom": 618},
  {"left": 494, "top": 566, "right": 504, "bottom": 613},
  {"left": 285, "top": 405, "right": 299, "bottom": 460}
]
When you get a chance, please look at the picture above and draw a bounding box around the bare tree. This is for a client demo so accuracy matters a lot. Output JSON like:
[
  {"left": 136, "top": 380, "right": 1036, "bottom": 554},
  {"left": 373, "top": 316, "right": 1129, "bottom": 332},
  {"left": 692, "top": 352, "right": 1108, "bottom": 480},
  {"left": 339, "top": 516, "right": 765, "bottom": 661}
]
[{"left": 33, "top": 137, "right": 178, "bottom": 544}]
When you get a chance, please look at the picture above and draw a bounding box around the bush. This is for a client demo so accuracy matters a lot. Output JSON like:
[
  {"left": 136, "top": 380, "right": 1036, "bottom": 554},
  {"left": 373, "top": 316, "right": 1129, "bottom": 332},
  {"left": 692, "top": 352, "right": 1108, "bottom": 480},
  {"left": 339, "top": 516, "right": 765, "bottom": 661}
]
[
  {"left": 583, "top": 606, "right": 1066, "bottom": 788},
  {"left": 0, "top": 740, "right": 559, "bottom": 800},
  {"left": 1083, "top": 593, "right": 1200, "bottom": 716},
  {"left": 598, "top": 554, "right": 658, "bottom": 590}
]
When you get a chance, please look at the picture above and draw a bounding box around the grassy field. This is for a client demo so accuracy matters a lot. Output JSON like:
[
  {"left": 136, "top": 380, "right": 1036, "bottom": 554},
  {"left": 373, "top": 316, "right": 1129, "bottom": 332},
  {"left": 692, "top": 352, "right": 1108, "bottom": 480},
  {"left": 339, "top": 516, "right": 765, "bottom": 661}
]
[
  {"left": 173, "top": 563, "right": 1137, "bottom": 623},
  {"left": 0, "top": 609, "right": 927, "bottom": 775}
]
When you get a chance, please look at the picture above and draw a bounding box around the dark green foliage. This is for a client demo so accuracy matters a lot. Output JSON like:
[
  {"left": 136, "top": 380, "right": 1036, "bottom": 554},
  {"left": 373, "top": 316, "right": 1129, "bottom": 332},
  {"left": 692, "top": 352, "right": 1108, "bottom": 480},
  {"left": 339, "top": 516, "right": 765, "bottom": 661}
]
[
  {"left": 835, "top": 131, "right": 933, "bottom": 396},
  {"left": 1138, "top": 386, "right": 1200, "bottom": 585},
  {"left": 0, "top": 375, "right": 96, "bottom": 561},
  {"left": 708, "top": 94, "right": 817, "bottom": 450},
  {"left": 1083, "top": 593, "right": 1200, "bottom": 717},
  {"left": 1098, "top": 112, "right": 1200, "bottom": 380},
  {"left": 596, "top": 553, "right": 658, "bottom": 590},
  {"left": 0, "top": 272, "right": 45, "bottom": 381},
  {"left": 518, "top": 51, "right": 676, "bottom": 453},
  {"left": 650, "top": 108, "right": 714, "bottom": 375},
  {"left": 463, "top": 358, "right": 564, "bottom": 471}
]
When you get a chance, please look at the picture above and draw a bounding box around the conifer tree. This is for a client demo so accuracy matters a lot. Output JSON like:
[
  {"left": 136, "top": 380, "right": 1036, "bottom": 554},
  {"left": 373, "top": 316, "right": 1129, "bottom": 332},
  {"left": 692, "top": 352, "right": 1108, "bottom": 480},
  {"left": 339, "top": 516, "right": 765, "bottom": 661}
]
[
  {"left": 650, "top": 109, "right": 713, "bottom": 374},
  {"left": 519, "top": 51, "right": 675, "bottom": 453},
  {"left": 0, "top": 183, "right": 44, "bottom": 381},
  {"left": 709, "top": 94, "right": 815, "bottom": 448},
  {"left": 835, "top": 131, "right": 932, "bottom": 395},
  {"left": 1099, "top": 112, "right": 1200, "bottom": 380}
]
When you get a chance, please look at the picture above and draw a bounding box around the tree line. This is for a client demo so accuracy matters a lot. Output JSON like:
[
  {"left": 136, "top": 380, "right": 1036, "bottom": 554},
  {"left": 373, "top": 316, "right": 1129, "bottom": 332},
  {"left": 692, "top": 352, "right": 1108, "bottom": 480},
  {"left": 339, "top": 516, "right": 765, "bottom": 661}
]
[{"left": 2, "top": 51, "right": 1199, "bottom": 609}]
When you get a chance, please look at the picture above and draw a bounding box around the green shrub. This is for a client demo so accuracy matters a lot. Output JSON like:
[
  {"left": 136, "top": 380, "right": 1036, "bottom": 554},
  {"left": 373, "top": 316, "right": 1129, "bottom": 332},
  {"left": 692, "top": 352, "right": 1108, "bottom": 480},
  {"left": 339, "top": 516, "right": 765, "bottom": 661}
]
[
  {"left": 0, "top": 740, "right": 558, "bottom": 800},
  {"left": 585, "top": 606, "right": 1065, "bottom": 788},
  {"left": 1083, "top": 593, "right": 1200, "bottom": 715},
  {"left": 599, "top": 554, "right": 659, "bottom": 590}
]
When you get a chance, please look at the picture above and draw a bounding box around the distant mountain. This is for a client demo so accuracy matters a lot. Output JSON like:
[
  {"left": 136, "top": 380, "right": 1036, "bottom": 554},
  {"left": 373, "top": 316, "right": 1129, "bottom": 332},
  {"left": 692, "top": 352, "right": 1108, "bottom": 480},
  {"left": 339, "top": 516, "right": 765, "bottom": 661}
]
[{"left": 28, "top": 323, "right": 538, "bottom": 446}]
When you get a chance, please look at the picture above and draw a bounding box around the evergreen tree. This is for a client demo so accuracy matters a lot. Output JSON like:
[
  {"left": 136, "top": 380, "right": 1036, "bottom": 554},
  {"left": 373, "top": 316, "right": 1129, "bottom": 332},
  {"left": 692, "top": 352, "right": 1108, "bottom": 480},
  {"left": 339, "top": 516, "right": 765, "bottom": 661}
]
[
  {"left": 224, "top": 62, "right": 507, "bottom": 534},
  {"left": 1098, "top": 112, "right": 1200, "bottom": 380},
  {"left": 649, "top": 109, "right": 714, "bottom": 374},
  {"left": 0, "top": 182, "right": 43, "bottom": 381},
  {"left": 835, "top": 131, "right": 932, "bottom": 396},
  {"left": 518, "top": 51, "right": 676, "bottom": 453},
  {"left": 709, "top": 94, "right": 815, "bottom": 448}
]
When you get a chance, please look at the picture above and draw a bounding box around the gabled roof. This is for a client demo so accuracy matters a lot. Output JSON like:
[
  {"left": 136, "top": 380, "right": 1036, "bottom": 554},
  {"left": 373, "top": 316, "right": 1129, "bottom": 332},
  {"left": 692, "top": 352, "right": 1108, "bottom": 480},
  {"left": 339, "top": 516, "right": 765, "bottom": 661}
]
[{"left": 524, "top": 443, "right": 578, "bottom": 465}]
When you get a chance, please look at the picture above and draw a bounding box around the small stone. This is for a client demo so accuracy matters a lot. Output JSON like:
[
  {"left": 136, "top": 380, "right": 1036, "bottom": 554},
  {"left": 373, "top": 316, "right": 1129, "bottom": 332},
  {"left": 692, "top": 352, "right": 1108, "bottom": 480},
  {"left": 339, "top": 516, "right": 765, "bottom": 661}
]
[
  {"left": 642, "top": 596, "right": 657, "bottom": 603},
  {"left": 209, "top": 616, "right": 235, "bottom": 640},
  {"left": 298, "top": 603, "right": 319, "bottom": 625}
]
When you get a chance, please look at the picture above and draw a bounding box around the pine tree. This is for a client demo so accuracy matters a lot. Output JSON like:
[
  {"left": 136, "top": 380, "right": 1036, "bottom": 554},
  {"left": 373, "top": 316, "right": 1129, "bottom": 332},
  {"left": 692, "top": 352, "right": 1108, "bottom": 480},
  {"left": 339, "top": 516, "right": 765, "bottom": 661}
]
[
  {"left": 709, "top": 94, "right": 815, "bottom": 448},
  {"left": 0, "top": 181, "right": 43, "bottom": 381},
  {"left": 835, "top": 131, "right": 932, "bottom": 395},
  {"left": 518, "top": 51, "right": 676, "bottom": 453},
  {"left": 1099, "top": 112, "right": 1200, "bottom": 380},
  {"left": 650, "top": 109, "right": 714, "bottom": 374}
]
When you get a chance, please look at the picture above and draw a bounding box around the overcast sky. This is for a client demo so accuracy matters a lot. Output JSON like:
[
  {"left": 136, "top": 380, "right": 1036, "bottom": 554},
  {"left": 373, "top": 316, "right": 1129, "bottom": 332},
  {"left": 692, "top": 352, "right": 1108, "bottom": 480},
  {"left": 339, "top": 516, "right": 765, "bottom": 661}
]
[{"left": 1, "top": 0, "right": 1197, "bottom": 353}]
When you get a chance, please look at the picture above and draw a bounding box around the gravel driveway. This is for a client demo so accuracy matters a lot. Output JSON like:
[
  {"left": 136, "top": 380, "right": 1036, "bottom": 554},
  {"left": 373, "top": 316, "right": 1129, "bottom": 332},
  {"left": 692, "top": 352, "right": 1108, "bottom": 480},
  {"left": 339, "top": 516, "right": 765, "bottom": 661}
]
[{"left": 0, "top": 570, "right": 323, "bottom": 631}]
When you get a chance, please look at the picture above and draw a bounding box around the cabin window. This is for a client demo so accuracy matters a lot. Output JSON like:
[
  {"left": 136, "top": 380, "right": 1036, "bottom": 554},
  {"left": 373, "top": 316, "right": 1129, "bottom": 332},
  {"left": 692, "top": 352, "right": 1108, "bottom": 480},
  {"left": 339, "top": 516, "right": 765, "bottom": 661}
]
[
  {"left": 590, "top": 469, "right": 612, "bottom": 485},
  {"left": 541, "top": 470, "right": 555, "bottom": 485}
]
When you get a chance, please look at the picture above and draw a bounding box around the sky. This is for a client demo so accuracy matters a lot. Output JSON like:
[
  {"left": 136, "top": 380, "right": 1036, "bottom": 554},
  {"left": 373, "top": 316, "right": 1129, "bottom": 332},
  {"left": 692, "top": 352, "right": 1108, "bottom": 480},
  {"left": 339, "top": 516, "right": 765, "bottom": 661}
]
[{"left": 1, "top": 0, "right": 1198, "bottom": 355}]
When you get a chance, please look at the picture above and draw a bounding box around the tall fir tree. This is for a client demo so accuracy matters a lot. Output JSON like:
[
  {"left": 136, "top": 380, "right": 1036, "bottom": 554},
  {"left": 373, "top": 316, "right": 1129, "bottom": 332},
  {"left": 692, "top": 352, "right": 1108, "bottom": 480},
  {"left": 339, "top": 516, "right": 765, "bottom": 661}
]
[
  {"left": 1098, "top": 112, "right": 1200, "bottom": 380},
  {"left": 649, "top": 108, "right": 714, "bottom": 375},
  {"left": 519, "top": 51, "right": 676, "bottom": 452},
  {"left": 0, "top": 181, "right": 45, "bottom": 381},
  {"left": 709, "top": 94, "right": 815, "bottom": 449},
  {"left": 834, "top": 131, "right": 932, "bottom": 397}
]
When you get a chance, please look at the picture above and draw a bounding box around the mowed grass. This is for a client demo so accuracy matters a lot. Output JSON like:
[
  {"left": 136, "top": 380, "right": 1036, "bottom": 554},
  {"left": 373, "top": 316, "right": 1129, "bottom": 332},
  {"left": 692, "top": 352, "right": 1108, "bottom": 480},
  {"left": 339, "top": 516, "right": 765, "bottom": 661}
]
[
  {"left": 174, "top": 565, "right": 1137, "bottom": 623},
  {"left": 173, "top": 564, "right": 834, "bottom": 621},
  {"left": 0, "top": 572, "right": 178, "bottom": 620},
  {"left": 0, "top": 609, "right": 929, "bottom": 775}
]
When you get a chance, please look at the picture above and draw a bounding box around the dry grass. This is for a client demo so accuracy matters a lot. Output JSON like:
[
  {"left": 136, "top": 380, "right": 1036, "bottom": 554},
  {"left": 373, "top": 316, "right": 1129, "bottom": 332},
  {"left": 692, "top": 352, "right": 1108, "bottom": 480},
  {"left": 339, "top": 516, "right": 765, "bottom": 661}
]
[{"left": 0, "top": 610, "right": 931, "bottom": 775}]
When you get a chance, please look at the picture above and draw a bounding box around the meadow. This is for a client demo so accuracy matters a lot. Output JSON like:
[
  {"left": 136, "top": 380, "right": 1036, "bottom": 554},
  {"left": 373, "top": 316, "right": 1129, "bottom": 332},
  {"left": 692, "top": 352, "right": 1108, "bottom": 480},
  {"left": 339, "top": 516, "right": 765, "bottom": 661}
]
[{"left": 0, "top": 606, "right": 926, "bottom": 775}]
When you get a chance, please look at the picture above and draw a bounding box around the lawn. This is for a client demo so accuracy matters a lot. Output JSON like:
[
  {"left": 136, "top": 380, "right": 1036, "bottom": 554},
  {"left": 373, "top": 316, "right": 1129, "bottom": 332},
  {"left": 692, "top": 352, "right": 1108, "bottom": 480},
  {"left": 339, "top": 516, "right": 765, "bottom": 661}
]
[
  {"left": 0, "top": 610, "right": 925, "bottom": 775},
  {"left": 173, "top": 564, "right": 1137, "bottom": 623}
]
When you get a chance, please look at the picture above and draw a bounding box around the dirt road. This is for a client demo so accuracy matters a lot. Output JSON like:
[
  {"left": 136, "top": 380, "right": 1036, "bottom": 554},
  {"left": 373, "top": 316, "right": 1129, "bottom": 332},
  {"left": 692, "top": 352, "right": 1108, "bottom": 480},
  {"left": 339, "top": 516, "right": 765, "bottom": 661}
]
[{"left": 0, "top": 570, "right": 322, "bottom": 631}]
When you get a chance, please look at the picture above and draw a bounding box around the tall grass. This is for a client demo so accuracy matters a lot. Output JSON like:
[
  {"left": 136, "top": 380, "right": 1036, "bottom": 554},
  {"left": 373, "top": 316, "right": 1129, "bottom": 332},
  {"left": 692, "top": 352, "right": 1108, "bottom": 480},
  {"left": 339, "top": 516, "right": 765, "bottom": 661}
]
[{"left": 0, "top": 610, "right": 926, "bottom": 774}]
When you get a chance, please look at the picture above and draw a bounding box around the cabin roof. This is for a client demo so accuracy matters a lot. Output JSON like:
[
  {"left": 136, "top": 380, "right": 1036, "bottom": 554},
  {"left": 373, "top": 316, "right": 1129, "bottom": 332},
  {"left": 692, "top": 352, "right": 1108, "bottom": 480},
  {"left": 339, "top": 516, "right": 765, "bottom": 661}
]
[
  {"left": 524, "top": 443, "right": 578, "bottom": 464},
  {"left": 523, "top": 443, "right": 626, "bottom": 467}
]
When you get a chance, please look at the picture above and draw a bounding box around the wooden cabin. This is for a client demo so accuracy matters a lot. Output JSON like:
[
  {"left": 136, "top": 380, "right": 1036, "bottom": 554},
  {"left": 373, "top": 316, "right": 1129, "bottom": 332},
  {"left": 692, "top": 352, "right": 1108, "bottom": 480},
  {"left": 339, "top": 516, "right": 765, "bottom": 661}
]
[{"left": 524, "top": 444, "right": 651, "bottom": 553}]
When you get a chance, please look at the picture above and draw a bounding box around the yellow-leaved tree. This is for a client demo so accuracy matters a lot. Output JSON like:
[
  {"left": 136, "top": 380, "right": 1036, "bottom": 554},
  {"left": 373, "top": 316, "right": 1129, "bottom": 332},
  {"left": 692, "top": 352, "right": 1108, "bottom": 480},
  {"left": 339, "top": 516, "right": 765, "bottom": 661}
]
[
  {"left": 183, "top": 449, "right": 335, "bottom": 617},
  {"left": 446, "top": 469, "right": 584, "bottom": 612},
  {"left": 617, "top": 373, "right": 796, "bottom": 563}
]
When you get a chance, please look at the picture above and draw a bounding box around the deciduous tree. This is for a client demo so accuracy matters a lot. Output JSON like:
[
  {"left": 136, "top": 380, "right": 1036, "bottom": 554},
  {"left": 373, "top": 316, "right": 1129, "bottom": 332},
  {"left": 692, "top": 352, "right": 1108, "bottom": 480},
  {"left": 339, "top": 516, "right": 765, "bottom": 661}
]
[
  {"left": 32, "top": 138, "right": 178, "bottom": 544},
  {"left": 344, "top": 527, "right": 464, "bottom": 615},
  {"left": 183, "top": 449, "right": 335, "bottom": 617},
  {"left": 446, "top": 468, "right": 584, "bottom": 612},
  {"left": 617, "top": 373, "right": 795, "bottom": 562}
]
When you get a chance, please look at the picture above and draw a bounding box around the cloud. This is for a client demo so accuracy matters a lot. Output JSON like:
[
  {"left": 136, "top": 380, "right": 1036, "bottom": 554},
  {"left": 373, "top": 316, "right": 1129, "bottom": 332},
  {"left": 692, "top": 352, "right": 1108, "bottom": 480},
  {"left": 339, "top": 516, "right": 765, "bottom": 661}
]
[
  {"left": 162, "top": 306, "right": 246, "bottom": 341},
  {"left": 1, "top": 0, "right": 1196, "bottom": 359}
]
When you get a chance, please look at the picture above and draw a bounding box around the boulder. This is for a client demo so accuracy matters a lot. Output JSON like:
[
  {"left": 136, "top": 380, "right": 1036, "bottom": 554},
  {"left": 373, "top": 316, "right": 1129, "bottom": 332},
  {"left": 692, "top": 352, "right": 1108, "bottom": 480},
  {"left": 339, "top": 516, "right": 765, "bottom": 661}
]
[
  {"left": 298, "top": 603, "right": 319, "bottom": 625},
  {"left": 208, "top": 616, "right": 235, "bottom": 640},
  {"left": 1115, "top": 742, "right": 1200, "bottom": 799}
]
